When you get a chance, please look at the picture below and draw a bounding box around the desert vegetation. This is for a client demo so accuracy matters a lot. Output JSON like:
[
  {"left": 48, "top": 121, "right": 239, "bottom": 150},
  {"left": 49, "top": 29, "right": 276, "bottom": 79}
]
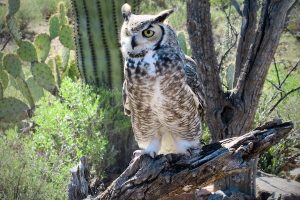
[{"left": 0, "top": 0, "right": 299, "bottom": 199}]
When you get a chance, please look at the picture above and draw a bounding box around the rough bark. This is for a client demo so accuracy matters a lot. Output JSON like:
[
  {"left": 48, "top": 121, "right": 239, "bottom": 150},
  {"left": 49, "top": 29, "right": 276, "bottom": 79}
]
[
  {"left": 186, "top": 0, "right": 296, "bottom": 198},
  {"left": 187, "top": 0, "right": 225, "bottom": 142},
  {"left": 68, "top": 121, "right": 293, "bottom": 200},
  {"left": 187, "top": 0, "right": 296, "bottom": 139}
]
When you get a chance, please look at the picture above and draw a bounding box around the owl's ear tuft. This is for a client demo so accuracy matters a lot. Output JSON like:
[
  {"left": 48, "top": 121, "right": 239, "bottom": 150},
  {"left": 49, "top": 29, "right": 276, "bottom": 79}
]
[
  {"left": 122, "top": 3, "right": 132, "bottom": 21},
  {"left": 154, "top": 9, "right": 174, "bottom": 23}
]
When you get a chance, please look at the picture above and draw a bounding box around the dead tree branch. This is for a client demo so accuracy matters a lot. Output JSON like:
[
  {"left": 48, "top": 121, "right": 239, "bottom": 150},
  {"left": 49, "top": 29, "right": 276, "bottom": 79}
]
[
  {"left": 68, "top": 121, "right": 293, "bottom": 200},
  {"left": 234, "top": 0, "right": 257, "bottom": 88},
  {"left": 218, "top": 3, "right": 238, "bottom": 69},
  {"left": 269, "top": 87, "right": 300, "bottom": 114}
]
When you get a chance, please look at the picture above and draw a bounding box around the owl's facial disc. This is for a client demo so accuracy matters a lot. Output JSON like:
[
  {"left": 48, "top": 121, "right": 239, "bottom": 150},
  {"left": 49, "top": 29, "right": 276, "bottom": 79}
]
[
  {"left": 123, "top": 23, "right": 164, "bottom": 56},
  {"left": 120, "top": 5, "right": 174, "bottom": 57}
]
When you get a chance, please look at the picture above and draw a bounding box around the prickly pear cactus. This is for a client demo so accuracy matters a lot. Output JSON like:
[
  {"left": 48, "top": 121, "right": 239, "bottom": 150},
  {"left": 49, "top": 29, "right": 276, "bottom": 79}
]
[
  {"left": 0, "top": 97, "right": 30, "bottom": 123},
  {"left": 15, "top": 77, "right": 35, "bottom": 107},
  {"left": 6, "top": 0, "right": 21, "bottom": 44},
  {"left": 59, "top": 25, "right": 75, "bottom": 50},
  {"left": 49, "top": 15, "right": 60, "bottom": 39},
  {"left": 26, "top": 77, "right": 44, "bottom": 102},
  {"left": 17, "top": 40, "right": 38, "bottom": 62},
  {"left": 226, "top": 64, "right": 235, "bottom": 90},
  {"left": 0, "top": 83, "right": 3, "bottom": 99},
  {"left": 0, "top": 70, "right": 9, "bottom": 90},
  {"left": 3, "top": 53, "right": 22, "bottom": 78},
  {"left": 0, "top": 52, "right": 3, "bottom": 69},
  {"left": 31, "top": 63, "right": 56, "bottom": 94},
  {"left": 34, "top": 33, "right": 51, "bottom": 62},
  {"left": 1, "top": 0, "right": 76, "bottom": 125},
  {"left": 70, "top": 0, "right": 140, "bottom": 88},
  {"left": 58, "top": 1, "right": 68, "bottom": 25},
  {"left": 7, "top": 0, "right": 20, "bottom": 16}
]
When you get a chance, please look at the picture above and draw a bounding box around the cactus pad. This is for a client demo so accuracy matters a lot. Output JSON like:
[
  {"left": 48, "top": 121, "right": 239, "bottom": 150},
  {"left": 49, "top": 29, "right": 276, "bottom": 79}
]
[
  {"left": 59, "top": 25, "right": 75, "bottom": 50},
  {"left": 62, "top": 47, "right": 70, "bottom": 69},
  {"left": 26, "top": 77, "right": 44, "bottom": 102},
  {"left": 6, "top": 16, "right": 22, "bottom": 44},
  {"left": 31, "top": 62, "right": 56, "bottom": 93},
  {"left": 3, "top": 53, "right": 22, "bottom": 78},
  {"left": 51, "top": 57, "right": 61, "bottom": 87},
  {"left": 16, "top": 77, "right": 35, "bottom": 108},
  {"left": 7, "top": 0, "right": 20, "bottom": 16},
  {"left": 0, "top": 97, "right": 29, "bottom": 123},
  {"left": 0, "top": 52, "right": 3, "bottom": 70},
  {"left": 226, "top": 64, "right": 235, "bottom": 90},
  {"left": 49, "top": 15, "right": 60, "bottom": 39},
  {"left": 34, "top": 33, "right": 51, "bottom": 62},
  {"left": 58, "top": 2, "right": 68, "bottom": 25},
  {"left": 17, "top": 40, "right": 38, "bottom": 62},
  {"left": 0, "top": 83, "right": 3, "bottom": 99},
  {"left": 0, "top": 70, "right": 9, "bottom": 90}
]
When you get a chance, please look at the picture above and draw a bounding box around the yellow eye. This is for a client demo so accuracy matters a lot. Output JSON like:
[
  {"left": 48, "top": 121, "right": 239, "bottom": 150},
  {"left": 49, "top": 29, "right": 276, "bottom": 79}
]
[{"left": 142, "top": 29, "right": 155, "bottom": 38}]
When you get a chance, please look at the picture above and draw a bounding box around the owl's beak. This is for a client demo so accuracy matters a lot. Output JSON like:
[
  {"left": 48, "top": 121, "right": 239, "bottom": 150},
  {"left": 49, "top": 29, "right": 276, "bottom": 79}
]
[{"left": 131, "top": 36, "right": 137, "bottom": 49}]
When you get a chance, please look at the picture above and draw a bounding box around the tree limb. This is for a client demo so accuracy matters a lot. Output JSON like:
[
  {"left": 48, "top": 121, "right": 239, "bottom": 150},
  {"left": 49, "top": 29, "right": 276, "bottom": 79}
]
[
  {"left": 234, "top": 0, "right": 257, "bottom": 89},
  {"left": 67, "top": 121, "right": 293, "bottom": 200},
  {"left": 230, "top": 0, "right": 242, "bottom": 16},
  {"left": 187, "top": 0, "right": 226, "bottom": 141},
  {"left": 229, "top": 0, "right": 296, "bottom": 137}
]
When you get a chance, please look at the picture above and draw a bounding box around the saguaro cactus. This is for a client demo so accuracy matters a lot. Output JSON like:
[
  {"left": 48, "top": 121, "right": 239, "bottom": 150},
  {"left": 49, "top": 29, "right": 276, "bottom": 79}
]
[{"left": 70, "top": 0, "right": 140, "bottom": 89}]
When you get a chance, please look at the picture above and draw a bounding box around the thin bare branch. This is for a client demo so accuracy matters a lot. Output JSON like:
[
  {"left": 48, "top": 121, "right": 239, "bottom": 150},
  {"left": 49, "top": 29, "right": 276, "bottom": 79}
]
[
  {"left": 269, "top": 86, "right": 300, "bottom": 114},
  {"left": 279, "top": 60, "right": 300, "bottom": 88},
  {"left": 218, "top": 4, "right": 239, "bottom": 69},
  {"left": 266, "top": 79, "right": 284, "bottom": 92},
  {"left": 1, "top": 35, "right": 11, "bottom": 51},
  {"left": 273, "top": 58, "right": 281, "bottom": 86}
]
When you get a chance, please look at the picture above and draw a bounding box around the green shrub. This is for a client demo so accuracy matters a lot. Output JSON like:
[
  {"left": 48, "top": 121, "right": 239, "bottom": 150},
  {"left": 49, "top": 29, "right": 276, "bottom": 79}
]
[
  {"left": 0, "top": 78, "right": 132, "bottom": 199},
  {"left": 0, "top": 128, "right": 60, "bottom": 199},
  {"left": 32, "top": 78, "right": 109, "bottom": 179},
  {"left": 258, "top": 131, "right": 299, "bottom": 175},
  {"left": 257, "top": 62, "right": 300, "bottom": 175}
]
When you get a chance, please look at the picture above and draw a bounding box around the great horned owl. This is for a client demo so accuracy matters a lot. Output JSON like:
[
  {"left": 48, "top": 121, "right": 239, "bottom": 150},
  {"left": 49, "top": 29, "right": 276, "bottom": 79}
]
[{"left": 120, "top": 4, "right": 202, "bottom": 158}]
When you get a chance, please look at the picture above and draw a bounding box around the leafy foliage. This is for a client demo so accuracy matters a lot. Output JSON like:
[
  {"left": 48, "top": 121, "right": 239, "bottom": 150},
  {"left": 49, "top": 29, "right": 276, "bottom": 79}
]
[
  {"left": 0, "top": 77, "right": 131, "bottom": 198},
  {"left": 32, "top": 78, "right": 112, "bottom": 178},
  {"left": 0, "top": 128, "right": 61, "bottom": 199}
]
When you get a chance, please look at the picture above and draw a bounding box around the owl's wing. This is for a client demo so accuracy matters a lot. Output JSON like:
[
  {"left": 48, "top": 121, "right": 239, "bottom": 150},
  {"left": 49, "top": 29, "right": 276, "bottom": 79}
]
[
  {"left": 122, "top": 80, "right": 131, "bottom": 116},
  {"left": 184, "top": 55, "right": 205, "bottom": 117}
]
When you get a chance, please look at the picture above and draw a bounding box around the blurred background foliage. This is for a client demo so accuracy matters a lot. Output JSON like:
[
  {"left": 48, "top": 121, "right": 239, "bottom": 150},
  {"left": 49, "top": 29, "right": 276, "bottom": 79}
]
[{"left": 0, "top": 0, "right": 299, "bottom": 198}]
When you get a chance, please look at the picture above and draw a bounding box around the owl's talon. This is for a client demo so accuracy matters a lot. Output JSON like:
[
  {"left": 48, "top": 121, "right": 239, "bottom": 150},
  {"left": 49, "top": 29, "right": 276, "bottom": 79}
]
[
  {"left": 146, "top": 150, "right": 156, "bottom": 158},
  {"left": 132, "top": 149, "right": 157, "bottom": 159},
  {"left": 133, "top": 150, "right": 144, "bottom": 158},
  {"left": 186, "top": 147, "right": 200, "bottom": 157}
]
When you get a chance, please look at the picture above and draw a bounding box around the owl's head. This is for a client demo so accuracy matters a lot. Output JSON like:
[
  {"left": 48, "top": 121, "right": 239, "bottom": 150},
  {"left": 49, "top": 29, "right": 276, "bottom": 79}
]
[{"left": 120, "top": 4, "right": 174, "bottom": 58}]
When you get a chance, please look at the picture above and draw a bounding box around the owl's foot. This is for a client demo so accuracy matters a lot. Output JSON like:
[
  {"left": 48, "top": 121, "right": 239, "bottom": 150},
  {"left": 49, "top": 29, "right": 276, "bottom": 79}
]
[
  {"left": 175, "top": 139, "right": 200, "bottom": 156},
  {"left": 132, "top": 149, "right": 157, "bottom": 158},
  {"left": 186, "top": 147, "right": 201, "bottom": 157}
]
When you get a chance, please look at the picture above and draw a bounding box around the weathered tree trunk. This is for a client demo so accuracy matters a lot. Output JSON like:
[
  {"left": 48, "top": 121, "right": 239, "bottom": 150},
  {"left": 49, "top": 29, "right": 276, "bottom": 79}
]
[
  {"left": 186, "top": 0, "right": 296, "bottom": 197},
  {"left": 68, "top": 121, "right": 293, "bottom": 199}
]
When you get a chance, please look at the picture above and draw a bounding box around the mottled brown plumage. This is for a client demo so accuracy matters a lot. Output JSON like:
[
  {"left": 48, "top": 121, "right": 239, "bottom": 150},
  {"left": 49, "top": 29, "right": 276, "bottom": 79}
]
[{"left": 120, "top": 4, "right": 202, "bottom": 157}]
